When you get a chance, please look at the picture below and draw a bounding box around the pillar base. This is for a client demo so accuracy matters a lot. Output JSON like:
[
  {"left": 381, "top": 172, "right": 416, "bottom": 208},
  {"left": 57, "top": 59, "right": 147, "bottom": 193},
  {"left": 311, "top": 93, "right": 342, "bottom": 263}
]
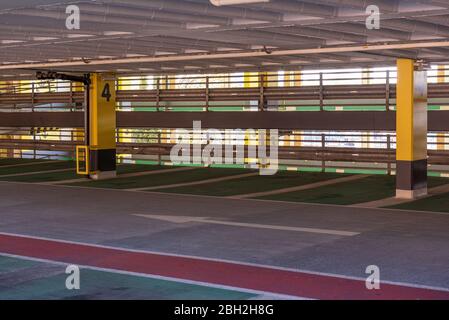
[
  {"left": 396, "top": 188, "right": 427, "bottom": 200},
  {"left": 90, "top": 171, "right": 117, "bottom": 181}
]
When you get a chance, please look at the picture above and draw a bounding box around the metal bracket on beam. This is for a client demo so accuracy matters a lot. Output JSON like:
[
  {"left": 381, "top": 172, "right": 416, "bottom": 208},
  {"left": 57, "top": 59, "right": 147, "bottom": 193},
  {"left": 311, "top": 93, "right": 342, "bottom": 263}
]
[{"left": 36, "top": 71, "right": 91, "bottom": 85}]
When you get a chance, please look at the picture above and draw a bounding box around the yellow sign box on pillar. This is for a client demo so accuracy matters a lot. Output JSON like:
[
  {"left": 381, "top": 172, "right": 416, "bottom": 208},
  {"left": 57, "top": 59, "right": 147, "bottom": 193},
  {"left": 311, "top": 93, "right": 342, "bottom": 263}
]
[
  {"left": 396, "top": 59, "right": 428, "bottom": 199},
  {"left": 89, "top": 73, "right": 117, "bottom": 180}
]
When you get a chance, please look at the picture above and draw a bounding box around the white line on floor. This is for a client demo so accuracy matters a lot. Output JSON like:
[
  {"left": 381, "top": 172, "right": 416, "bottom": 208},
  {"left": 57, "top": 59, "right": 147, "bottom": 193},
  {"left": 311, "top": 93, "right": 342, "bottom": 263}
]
[{"left": 133, "top": 214, "right": 360, "bottom": 236}]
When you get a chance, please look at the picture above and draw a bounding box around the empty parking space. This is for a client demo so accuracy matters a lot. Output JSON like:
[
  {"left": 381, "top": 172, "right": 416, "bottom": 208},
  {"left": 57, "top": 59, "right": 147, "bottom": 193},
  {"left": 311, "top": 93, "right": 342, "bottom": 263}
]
[
  {"left": 256, "top": 175, "right": 449, "bottom": 205},
  {"left": 0, "top": 159, "right": 53, "bottom": 166},
  {"left": 153, "top": 171, "right": 345, "bottom": 197},
  {"left": 2, "top": 159, "right": 448, "bottom": 211},
  {"left": 0, "top": 162, "right": 172, "bottom": 183},
  {"left": 0, "top": 161, "right": 75, "bottom": 177},
  {"left": 387, "top": 192, "right": 449, "bottom": 213},
  {"left": 67, "top": 167, "right": 254, "bottom": 190}
]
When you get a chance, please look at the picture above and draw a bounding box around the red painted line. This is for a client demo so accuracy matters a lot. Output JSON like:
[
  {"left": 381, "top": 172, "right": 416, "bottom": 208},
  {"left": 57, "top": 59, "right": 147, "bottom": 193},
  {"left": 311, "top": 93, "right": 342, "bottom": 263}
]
[{"left": 0, "top": 233, "right": 448, "bottom": 300}]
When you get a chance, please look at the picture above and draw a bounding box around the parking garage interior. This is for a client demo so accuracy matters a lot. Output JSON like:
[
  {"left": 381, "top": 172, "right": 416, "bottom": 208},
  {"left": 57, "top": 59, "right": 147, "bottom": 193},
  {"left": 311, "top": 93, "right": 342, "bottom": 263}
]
[{"left": 1, "top": 0, "right": 449, "bottom": 302}]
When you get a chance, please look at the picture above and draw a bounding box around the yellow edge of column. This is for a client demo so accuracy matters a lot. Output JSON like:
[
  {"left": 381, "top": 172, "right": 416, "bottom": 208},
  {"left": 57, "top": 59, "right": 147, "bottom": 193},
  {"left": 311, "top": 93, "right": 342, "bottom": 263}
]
[{"left": 396, "top": 59, "right": 415, "bottom": 161}]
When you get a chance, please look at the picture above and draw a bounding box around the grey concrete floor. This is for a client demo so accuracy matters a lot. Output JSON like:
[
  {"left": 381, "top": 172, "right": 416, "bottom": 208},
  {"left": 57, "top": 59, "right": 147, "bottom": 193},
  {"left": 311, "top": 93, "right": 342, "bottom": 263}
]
[{"left": 0, "top": 181, "right": 449, "bottom": 289}]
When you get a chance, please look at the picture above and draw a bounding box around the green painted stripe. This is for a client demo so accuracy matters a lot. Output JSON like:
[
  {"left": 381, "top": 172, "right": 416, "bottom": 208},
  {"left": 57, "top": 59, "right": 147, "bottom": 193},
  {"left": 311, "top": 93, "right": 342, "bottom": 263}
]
[{"left": 324, "top": 168, "right": 387, "bottom": 175}]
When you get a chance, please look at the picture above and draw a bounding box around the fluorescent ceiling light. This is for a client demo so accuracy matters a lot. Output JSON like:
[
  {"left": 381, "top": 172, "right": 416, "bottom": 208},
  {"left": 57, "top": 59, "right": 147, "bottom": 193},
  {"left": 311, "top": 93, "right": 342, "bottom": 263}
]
[{"left": 210, "top": 0, "right": 270, "bottom": 6}]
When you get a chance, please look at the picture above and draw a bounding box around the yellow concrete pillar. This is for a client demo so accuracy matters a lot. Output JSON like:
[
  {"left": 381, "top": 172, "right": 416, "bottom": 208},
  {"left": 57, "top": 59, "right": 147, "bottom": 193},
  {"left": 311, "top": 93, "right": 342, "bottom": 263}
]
[
  {"left": 160, "top": 75, "right": 176, "bottom": 90},
  {"left": 436, "top": 66, "right": 446, "bottom": 150},
  {"left": 436, "top": 134, "right": 446, "bottom": 151},
  {"left": 284, "top": 72, "right": 292, "bottom": 88},
  {"left": 264, "top": 72, "right": 278, "bottom": 87},
  {"left": 437, "top": 65, "right": 447, "bottom": 83},
  {"left": 244, "top": 72, "right": 259, "bottom": 88},
  {"left": 396, "top": 59, "right": 428, "bottom": 199},
  {"left": 294, "top": 71, "right": 302, "bottom": 87},
  {"left": 88, "top": 73, "right": 117, "bottom": 180},
  {"left": 283, "top": 71, "right": 302, "bottom": 87},
  {"left": 0, "top": 81, "right": 11, "bottom": 158}
]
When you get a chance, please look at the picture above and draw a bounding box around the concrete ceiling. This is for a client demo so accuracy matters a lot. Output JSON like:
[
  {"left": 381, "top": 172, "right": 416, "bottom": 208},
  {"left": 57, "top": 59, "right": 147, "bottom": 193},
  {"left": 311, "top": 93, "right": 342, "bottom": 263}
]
[{"left": 2, "top": 0, "right": 449, "bottom": 78}]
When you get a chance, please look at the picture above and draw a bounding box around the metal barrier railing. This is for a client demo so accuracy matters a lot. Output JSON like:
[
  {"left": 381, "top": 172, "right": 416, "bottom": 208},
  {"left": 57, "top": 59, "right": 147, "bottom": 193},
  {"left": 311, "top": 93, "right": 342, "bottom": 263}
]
[
  {"left": 1, "top": 67, "right": 449, "bottom": 113},
  {"left": 1, "top": 127, "right": 448, "bottom": 174}
]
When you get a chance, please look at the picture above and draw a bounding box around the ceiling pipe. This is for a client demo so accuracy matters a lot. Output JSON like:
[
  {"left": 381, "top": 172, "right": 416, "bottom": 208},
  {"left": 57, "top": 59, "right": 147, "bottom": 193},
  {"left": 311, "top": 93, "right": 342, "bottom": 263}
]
[
  {"left": 106, "top": 0, "right": 282, "bottom": 22},
  {"left": 2, "top": 40, "right": 449, "bottom": 70}
]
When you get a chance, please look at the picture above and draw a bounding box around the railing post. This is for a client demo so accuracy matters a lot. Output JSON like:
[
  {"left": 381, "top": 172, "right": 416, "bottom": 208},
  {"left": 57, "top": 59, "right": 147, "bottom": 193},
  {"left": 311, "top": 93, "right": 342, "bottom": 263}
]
[
  {"left": 386, "top": 70, "right": 390, "bottom": 111},
  {"left": 31, "top": 82, "right": 35, "bottom": 112},
  {"left": 156, "top": 78, "right": 160, "bottom": 112},
  {"left": 319, "top": 72, "right": 324, "bottom": 111},
  {"left": 321, "top": 133, "right": 326, "bottom": 172},
  {"left": 33, "top": 127, "right": 36, "bottom": 159},
  {"left": 387, "top": 134, "right": 392, "bottom": 175},
  {"left": 158, "top": 131, "right": 162, "bottom": 165},
  {"left": 69, "top": 81, "right": 73, "bottom": 112},
  {"left": 205, "top": 76, "right": 210, "bottom": 112},
  {"left": 259, "top": 73, "right": 265, "bottom": 112}
]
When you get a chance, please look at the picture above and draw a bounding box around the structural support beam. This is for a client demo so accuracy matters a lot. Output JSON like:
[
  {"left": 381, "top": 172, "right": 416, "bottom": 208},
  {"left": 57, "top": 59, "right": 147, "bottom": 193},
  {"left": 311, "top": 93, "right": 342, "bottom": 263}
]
[
  {"left": 396, "top": 59, "right": 428, "bottom": 199},
  {"left": 4, "top": 40, "right": 449, "bottom": 71},
  {"left": 88, "top": 73, "right": 117, "bottom": 180}
]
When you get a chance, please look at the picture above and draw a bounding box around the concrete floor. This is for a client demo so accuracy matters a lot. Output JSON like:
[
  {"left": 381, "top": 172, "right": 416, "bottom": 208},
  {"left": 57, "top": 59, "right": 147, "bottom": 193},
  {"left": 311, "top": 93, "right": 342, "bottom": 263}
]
[{"left": 1, "top": 181, "right": 449, "bottom": 299}]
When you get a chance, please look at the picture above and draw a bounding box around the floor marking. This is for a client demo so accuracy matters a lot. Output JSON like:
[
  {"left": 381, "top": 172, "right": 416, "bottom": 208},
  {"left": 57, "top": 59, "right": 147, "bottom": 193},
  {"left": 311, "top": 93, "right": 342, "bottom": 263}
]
[
  {"left": 353, "top": 183, "right": 449, "bottom": 208},
  {"left": 42, "top": 177, "right": 87, "bottom": 185},
  {"left": 113, "top": 166, "right": 196, "bottom": 179},
  {"left": 0, "top": 160, "right": 63, "bottom": 169},
  {"left": 0, "top": 167, "right": 74, "bottom": 178},
  {"left": 0, "top": 252, "right": 301, "bottom": 300},
  {"left": 133, "top": 214, "right": 360, "bottom": 237},
  {"left": 230, "top": 174, "right": 370, "bottom": 199},
  {"left": 0, "top": 232, "right": 449, "bottom": 295},
  {"left": 128, "top": 172, "right": 259, "bottom": 191},
  {"left": 2, "top": 180, "right": 449, "bottom": 217},
  {"left": 0, "top": 232, "right": 448, "bottom": 300},
  {"left": 45, "top": 166, "right": 195, "bottom": 185}
]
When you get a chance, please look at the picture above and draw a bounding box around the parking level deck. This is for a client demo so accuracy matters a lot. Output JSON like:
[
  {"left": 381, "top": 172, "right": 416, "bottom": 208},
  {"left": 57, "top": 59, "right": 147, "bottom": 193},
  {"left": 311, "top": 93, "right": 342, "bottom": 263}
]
[{"left": 1, "top": 182, "right": 449, "bottom": 299}]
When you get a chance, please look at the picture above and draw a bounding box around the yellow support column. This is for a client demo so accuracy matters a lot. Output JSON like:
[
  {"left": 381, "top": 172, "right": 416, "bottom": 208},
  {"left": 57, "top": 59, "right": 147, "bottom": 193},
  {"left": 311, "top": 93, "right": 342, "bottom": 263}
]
[
  {"left": 437, "top": 65, "right": 447, "bottom": 83},
  {"left": 0, "top": 81, "right": 11, "bottom": 158},
  {"left": 396, "top": 59, "right": 428, "bottom": 199},
  {"left": 88, "top": 73, "right": 117, "bottom": 180},
  {"left": 437, "top": 66, "right": 446, "bottom": 150},
  {"left": 244, "top": 72, "right": 259, "bottom": 88},
  {"left": 294, "top": 71, "right": 302, "bottom": 87}
]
